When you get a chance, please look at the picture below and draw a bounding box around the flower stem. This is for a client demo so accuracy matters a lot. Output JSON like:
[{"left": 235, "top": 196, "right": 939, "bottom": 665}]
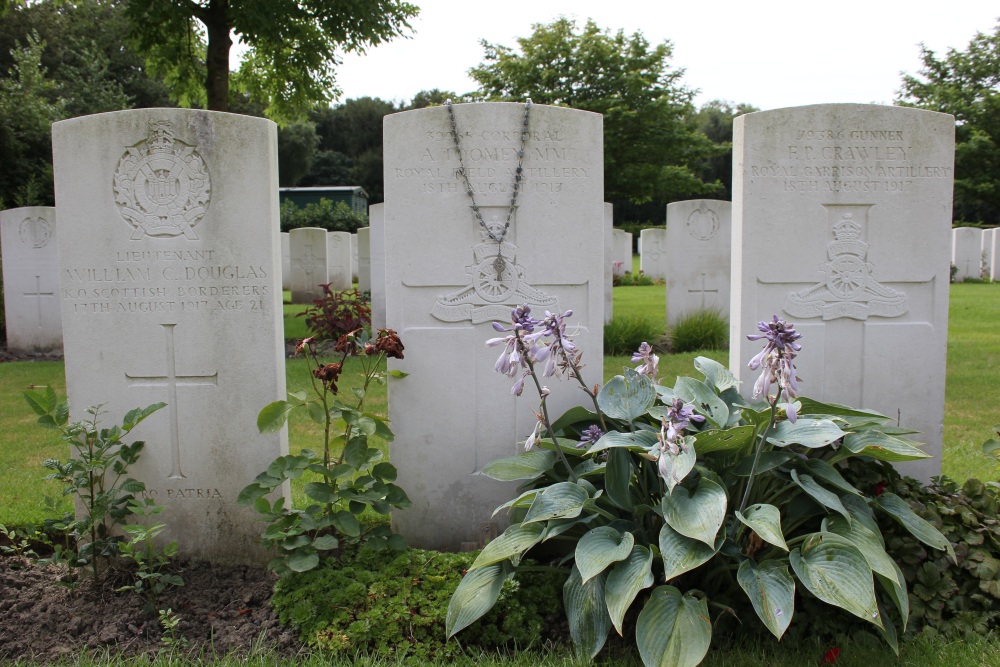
[{"left": 738, "top": 388, "right": 783, "bottom": 515}]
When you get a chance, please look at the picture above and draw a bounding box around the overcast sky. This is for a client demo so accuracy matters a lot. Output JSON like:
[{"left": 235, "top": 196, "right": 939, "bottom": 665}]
[{"left": 321, "top": 0, "right": 999, "bottom": 111}]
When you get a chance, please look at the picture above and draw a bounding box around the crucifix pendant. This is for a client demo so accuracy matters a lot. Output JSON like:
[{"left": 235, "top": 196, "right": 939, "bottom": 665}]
[{"left": 493, "top": 253, "right": 506, "bottom": 280}]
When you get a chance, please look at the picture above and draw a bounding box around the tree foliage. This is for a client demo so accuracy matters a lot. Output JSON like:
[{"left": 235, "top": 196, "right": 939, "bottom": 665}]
[
  {"left": 124, "top": 0, "right": 418, "bottom": 124},
  {"left": 468, "top": 18, "right": 722, "bottom": 208},
  {"left": 897, "top": 21, "right": 1000, "bottom": 224},
  {"left": 692, "top": 100, "right": 759, "bottom": 201}
]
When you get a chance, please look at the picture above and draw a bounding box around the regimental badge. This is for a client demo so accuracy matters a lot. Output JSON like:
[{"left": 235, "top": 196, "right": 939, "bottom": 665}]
[
  {"left": 113, "top": 120, "right": 211, "bottom": 240},
  {"left": 686, "top": 202, "right": 720, "bottom": 241},
  {"left": 18, "top": 216, "right": 51, "bottom": 248}
]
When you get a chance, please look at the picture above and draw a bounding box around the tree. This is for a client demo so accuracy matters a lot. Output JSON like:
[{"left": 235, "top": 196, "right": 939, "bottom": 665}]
[
  {"left": 469, "top": 18, "right": 722, "bottom": 210},
  {"left": 124, "top": 0, "right": 418, "bottom": 124},
  {"left": 897, "top": 21, "right": 1000, "bottom": 224},
  {"left": 692, "top": 99, "right": 759, "bottom": 201}
]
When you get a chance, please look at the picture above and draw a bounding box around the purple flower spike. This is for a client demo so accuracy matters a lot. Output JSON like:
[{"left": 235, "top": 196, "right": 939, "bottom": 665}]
[{"left": 747, "top": 315, "right": 802, "bottom": 417}]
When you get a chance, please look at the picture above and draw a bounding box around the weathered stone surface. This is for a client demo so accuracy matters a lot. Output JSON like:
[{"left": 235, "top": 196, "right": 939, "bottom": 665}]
[
  {"left": 952, "top": 226, "right": 984, "bottom": 281},
  {"left": 289, "top": 227, "right": 328, "bottom": 304},
  {"left": 357, "top": 227, "right": 371, "bottom": 293},
  {"left": 665, "top": 200, "right": 732, "bottom": 324},
  {"left": 639, "top": 227, "right": 668, "bottom": 281},
  {"left": 369, "top": 205, "right": 386, "bottom": 330},
  {"left": 1, "top": 206, "right": 63, "bottom": 353},
  {"left": 327, "top": 231, "right": 352, "bottom": 290},
  {"left": 612, "top": 229, "right": 632, "bottom": 276}
]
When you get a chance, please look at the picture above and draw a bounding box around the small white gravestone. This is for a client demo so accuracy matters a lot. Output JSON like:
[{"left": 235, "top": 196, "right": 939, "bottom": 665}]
[
  {"left": 988, "top": 228, "right": 1000, "bottom": 281},
  {"left": 604, "top": 203, "right": 613, "bottom": 323},
  {"left": 52, "top": 109, "right": 289, "bottom": 563},
  {"left": 369, "top": 205, "right": 386, "bottom": 330},
  {"left": 612, "top": 229, "right": 632, "bottom": 276},
  {"left": 281, "top": 232, "right": 291, "bottom": 291},
  {"left": 665, "top": 200, "right": 732, "bottom": 324},
  {"left": 731, "top": 104, "right": 954, "bottom": 481},
  {"left": 357, "top": 227, "right": 371, "bottom": 293},
  {"left": 952, "top": 226, "right": 983, "bottom": 281},
  {"left": 639, "top": 227, "right": 669, "bottom": 281},
  {"left": 383, "top": 102, "right": 605, "bottom": 549},
  {"left": 289, "top": 227, "right": 328, "bottom": 304},
  {"left": 1, "top": 206, "right": 63, "bottom": 354},
  {"left": 327, "top": 230, "right": 352, "bottom": 290},
  {"left": 350, "top": 233, "right": 359, "bottom": 282}
]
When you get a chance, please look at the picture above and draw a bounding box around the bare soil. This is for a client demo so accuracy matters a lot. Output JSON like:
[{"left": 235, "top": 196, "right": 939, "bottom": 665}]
[{"left": 0, "top": 556, "right": 306, "bottom": 663}]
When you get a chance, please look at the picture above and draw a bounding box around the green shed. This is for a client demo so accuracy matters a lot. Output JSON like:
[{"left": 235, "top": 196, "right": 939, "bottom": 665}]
[{"left": 278, "top": 186, "right": 369, "bottom": 213}]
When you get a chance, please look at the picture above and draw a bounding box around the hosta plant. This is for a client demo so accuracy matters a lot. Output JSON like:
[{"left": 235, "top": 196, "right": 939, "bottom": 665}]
[{"left": 446, "top": 308, "right": 954, "bottom": 666}]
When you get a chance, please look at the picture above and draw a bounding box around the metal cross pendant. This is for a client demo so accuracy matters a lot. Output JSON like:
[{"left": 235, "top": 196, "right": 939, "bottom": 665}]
[{"left": 493, "top": 253, "right": 506, "bottom": 280}]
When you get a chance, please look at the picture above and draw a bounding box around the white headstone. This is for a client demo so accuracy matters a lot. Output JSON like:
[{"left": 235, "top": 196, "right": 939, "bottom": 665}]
[
  {"left": 665, "top": 200, "right": 732, "bottom": 323},
  {"left": 612, "top": 229, "right": 632, "bottom": 276},
  {"left": 369, "top": 204, "right": 386, "bottom": 330},
  {"left": 327, "top": 230, "right": 352, "bottom": 290},
  {"left": 1, "top": 207, "right": 63, "bottom": 354},
  {"left": 639, "top": 227, "right": 668, "bottom": 281},
  {"left": 989, "top": 228, "right": 1000, "bottom": 281},
  {"left": 952, "top": 226, "right": 983, "bottom": 281},
  {"left": 604, "top": 203, "right": 613, "bottom": 323},
  {"left": 731, "top": 104, "right": 954, "bottom": 481},
  {"left": 52, "top": 109, "right": 289, "bottom": 563},
  {"left": 357, "top": 227, "right": 371, "bottom": 293},
  {"left": 350, "top": 233, "right": 359, "bottom": 282},
  {"left": 280, "top": 232, "right": 291, "bottom": 291},
  {"left": 289, "top": 227, "right": 328, "bottom": 304},
  {"left": 383, "top": 102, "right": 604, "bottom": 549}
]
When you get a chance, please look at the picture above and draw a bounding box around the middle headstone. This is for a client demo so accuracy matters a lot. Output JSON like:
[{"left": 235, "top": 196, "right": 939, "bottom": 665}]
[
  {"left": 639, "top": 227, "right": 668, "bottom": 281},
  {"left": 612, "top": 229, "right": 632, "bottom": 276},
  {"left": 1, "top": 206, "right": 63, "bottom": 354},
  {"left": 357, "top": 227, "right": 371, "bottom": 293},
  {"left": 665, "top": 199, "right": 732, "bottom": 324},
  {"left": 327, "top": 230, "right": 352, "bottom": 290},
  {"left": 289, "top": 227, "right": 328, "bottom": 304},
  {"left": 952, "top": 226, "right": 983, "bottom": 281},
  {"left": 383, "top": 102, "right": 604, "bottom": 550}
]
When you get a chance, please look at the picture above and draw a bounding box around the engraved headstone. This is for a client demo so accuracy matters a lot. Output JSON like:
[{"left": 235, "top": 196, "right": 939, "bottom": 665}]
[
  {"left": 289, "top": 227, "right": 328, "bottom": 304},
  {"left": 281, "top": 232, "right": 291, "bottom": 291},
  {"left": 384, "top": 102, "right": 604, "bottom": 549},
  {"left": 604, "top": 203, "right": 613, "bottom": 323},
  {"left": 952, "top": 226, "right": 983, "bottom": 281},
  {"left": 731, "top": 104, "right": 954, "bottom": 480},
  {"left": 1, "top": 206, "right": 63, "bottom": 353},
  {"left": 639, "top": 227, "right": 669, "bottom": 281},
  {"left": 52, "top": 109, "right": 289, "bottom": 563},
  {"left": 612, "top": 229, "right": 632, "bottom": 276},
  {"left": 327, "top": 230, "right": 352, "bottom": 290},
  {"left": 665, "top": 200, "right": 732, "bottom": 324},
  {"left": 357, "top": 227, "right": 371, "bottom": 293},
  {"left": 369, "top": 205, "right": 386, "bottom": 329}
]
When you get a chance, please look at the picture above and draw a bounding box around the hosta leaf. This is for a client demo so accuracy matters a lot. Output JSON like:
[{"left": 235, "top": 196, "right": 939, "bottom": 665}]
[
  {"left": 576, "top": 526, "right": 634, "bottom": 584},
  {"left": 636, "top": 586, "right": 712, "bottom": 667},
  {"left": 662, "top": 477, "right": 727, "bottom": 547},
  {"left": 480, "top": 450, "right": 557, "bottom": 481},
  {"left": 659, "top": 437, "right": 696, "bottom": 494},
  {"left": 737, "top": 559, "right": 795, "bottom": 639},
  {"left": 564, "top": 565, "right": 612, "bottom": 661},
  {"left": 802, "top": 459, "right": 862, "bottom": 495},
  {"left": 694, "top": 356, "right": 740, "bottom": 392},
  {"left": 736, "top": 504, "right": 788, "bottom": 551},
  {"left": 605, "top": 448, "right": 634, "bottom": 511},
  {"left": 732, "top": 451, "right": 796, "bottom": 476},
  {"left": 522, "top": 482, "right": 589, "bottom": 524},
  {"left": 877, "top": 560, "right": 910, "bottom": 632},
  {"left": 471, "top": 523, "right": 545, "bottom": 570},
  {"left": 875, "top": 493, "right": 956, "bottom": 563},
  {"left": 825, "top": 516, "right": 900, "bottom": 585},
  {"left": 796, "top": 398, "right": 887, "bottom": 419},
  {"left": 835, "top": 431, "right": 931, "bottom": 463},
  {"left": 586, "top": 430, "right": 658, "bottom": 454},
  {"left": 767, "top": 419, "right": 847, "bottom": 448},
  {"left": 659, "top": 523, "right": 723, "bottom": 581},
  {"left": 840, "top": 494, "right": 881, "bottom": 540},
  {"left": 598, "top": 370, "right": 656, "bottom": 424},
  {"left": 789, "top": 533, "right": 882, "bottom": 628},
  {"left": 446, "top": 562, "right": 511, "bottom": 637},
  {"left": 693, "top": 425, "right": 756, "bottom": 455},
  {"left": 673, "top": 376, "right": 729, "bottom": 428},
  {"left": 791, "top": 470, "right": 851, "bottom": 523},
  {"left": 606, "top": 545, "right": 655, "bottom": 635}
]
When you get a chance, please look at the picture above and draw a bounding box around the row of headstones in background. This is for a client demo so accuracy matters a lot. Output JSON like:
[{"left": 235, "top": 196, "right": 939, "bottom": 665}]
[
  {"left": 611, "top": 229, "right": 632, "bottom": 276},
  {"left": 952, "top": 226, "right": 1000, "bottom": 281},
  {"left": 284, "top": 228, "right": 369, "bottom": 304},
  {"left": 1, "top": 206, "right": 63, "bottom": 354}
]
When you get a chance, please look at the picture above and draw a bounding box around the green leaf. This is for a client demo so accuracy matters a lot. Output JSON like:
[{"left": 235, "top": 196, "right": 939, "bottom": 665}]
[
  {"left": 673, "top": 376, "right": 729, "bottom": 428},
  {"left": 789, "top": 533, "right": 882, "bottom": 628},
  {"left": 586, "top": 429, "right": 658, "bottom": 454},
  {"left": 446, "top": 562, "right": 511, "bottom": 638},
  {"left": 636, "top": 586, "right": 712, "bottom": 667},
  {"left": 304, "top": 482, "right": 338, "bottom": 504},
  {"left": 564, "top": 565, "right": 612, "bottom": 661},
  {"left": 575, "top": 527, "right": 634, "bottom": 584},
  {"left": 840, "top": 494, "right": 882, "bottom": 540},
  {"left": 694, "top": 356, "right": 739, "bottom": 392},
  {"left": 736, "top": 504, "right": 788, "bottom": 551},
  {"left": 659, "top": 523, "right": 722, "bottom": 581},
  {"left": 693, "top": 425, "right": 756, "bottom": 455},
  {"left": 480, "top": 450, "right": 557, "bottom": 481},
  {"left": 522, "top": 482, "right": 589, "bottom": 524},
  {"left": 387, "top": 369, "right": 408, "bottom": 378},
  {"left": 311, "top": 535, "right": 339, "bottom": 551},
  {"left": 606, "top": 544, "right": 654, "bottom": 635},
  {"left": 825, "top": 516, "right": 901, "bottom": 585},
  {"left": 331, "top": 510, "right": 361, "bottom": 537},
  {"left": 306, "top": 401, "right": 326, "bottom": 424},
  {"left": 790, "top": 471, "right": 852, "bottom": 523},
  {"left": 733, "top": 451, "right": 796, "bottom": 476},
  {"left": 371, "top": 461, "right": 397, "bottom": 481},
  {"left": 598, "top": 370, "right": 656, "bottom": 424},
  {"left": 875, "top": 493, "right": 956, "bottom": 563},
  {"left": 605, "top": 448, "right": 634, "bottom": 511},
  {"left": 237, "top": 483, "right": 267, "bottom": 506},
  {"left": 23, "top": 387, "right": 56, "bottom": 416},
  {"left": 801, "top": 459, "right": 862, "bottom": 495},
  {"left": 877, "top": 561, "right": 910, "bottom": 632},
  {"left": 796, "top": 398, "right": 887, "bottom": 419},
  {"left": 257, "top": 401, "right": 295, "bottom": 434},
  {"left": 767, "top": 419, "right": 847, "bottom": 448},
  {"left": 287, "top": 550, "right": 320, "bottom": 573},
  {"left": 662, "top": 477, "right": 728, "bottom": 547},
  {"left": 659, "top": 437, "right": 696, "bottom": 494},
  {"left": 737, "top": 559, "right": 795, "bottom": 639},
  {"left": 471, "top": 523, "right": 544, "bottom": 569},
  {"left": 834, "top": 431, "right": 931, "bottom": 463},
  {"left": 550, "top": 405, "right": 601, "bottom": 433},
  {"left": 287, "top": 390, "right": 308, "bottom": 402}
]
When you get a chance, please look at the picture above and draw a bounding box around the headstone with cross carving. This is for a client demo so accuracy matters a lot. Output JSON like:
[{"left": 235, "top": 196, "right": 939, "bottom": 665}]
[
  {"left": 665, "top": 199, "right": 732, "bottom": 325},
  {"left": 1, "top": 206, "right": 63, "bottom": 354},
  {"left": 639, "top": 227, "right": 668, "bottom": 281},
  {"left": 731, "top": 104, "right": 954, "bottom": 481},
  {"left": 327, "top": 230, "right": 352, "bottom": 290},
  {"left": 952, "top": 226, "right": 984, "bottom": 282},
  {"left": 290, "top": 227, "right": 329, "bottom": 304},
  {"left": 52, "top": 109, "right": 289, "bottom": 563},
  {"left": 383, "top": 102, "right": 605, "bottom": 550}
]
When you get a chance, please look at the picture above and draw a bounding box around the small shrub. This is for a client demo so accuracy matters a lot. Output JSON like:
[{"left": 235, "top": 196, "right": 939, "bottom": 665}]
[
  {"left": 604, "top": 315, "right": 663, "bottom": 355},
  {"left": 616, "top": 271, "right": 654, "bottom": 287},
  {"left": 298, "top": 285, "right": 371, "bottom": 341},
  {"left": 271, "top": 546, "right": 566, "bottom": 660},
  {"left": 280, "top": 199, "right": 368, "bottom": 233},
  {"left": 666, "top": 308, "right": 728, "bottom": 353}
]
